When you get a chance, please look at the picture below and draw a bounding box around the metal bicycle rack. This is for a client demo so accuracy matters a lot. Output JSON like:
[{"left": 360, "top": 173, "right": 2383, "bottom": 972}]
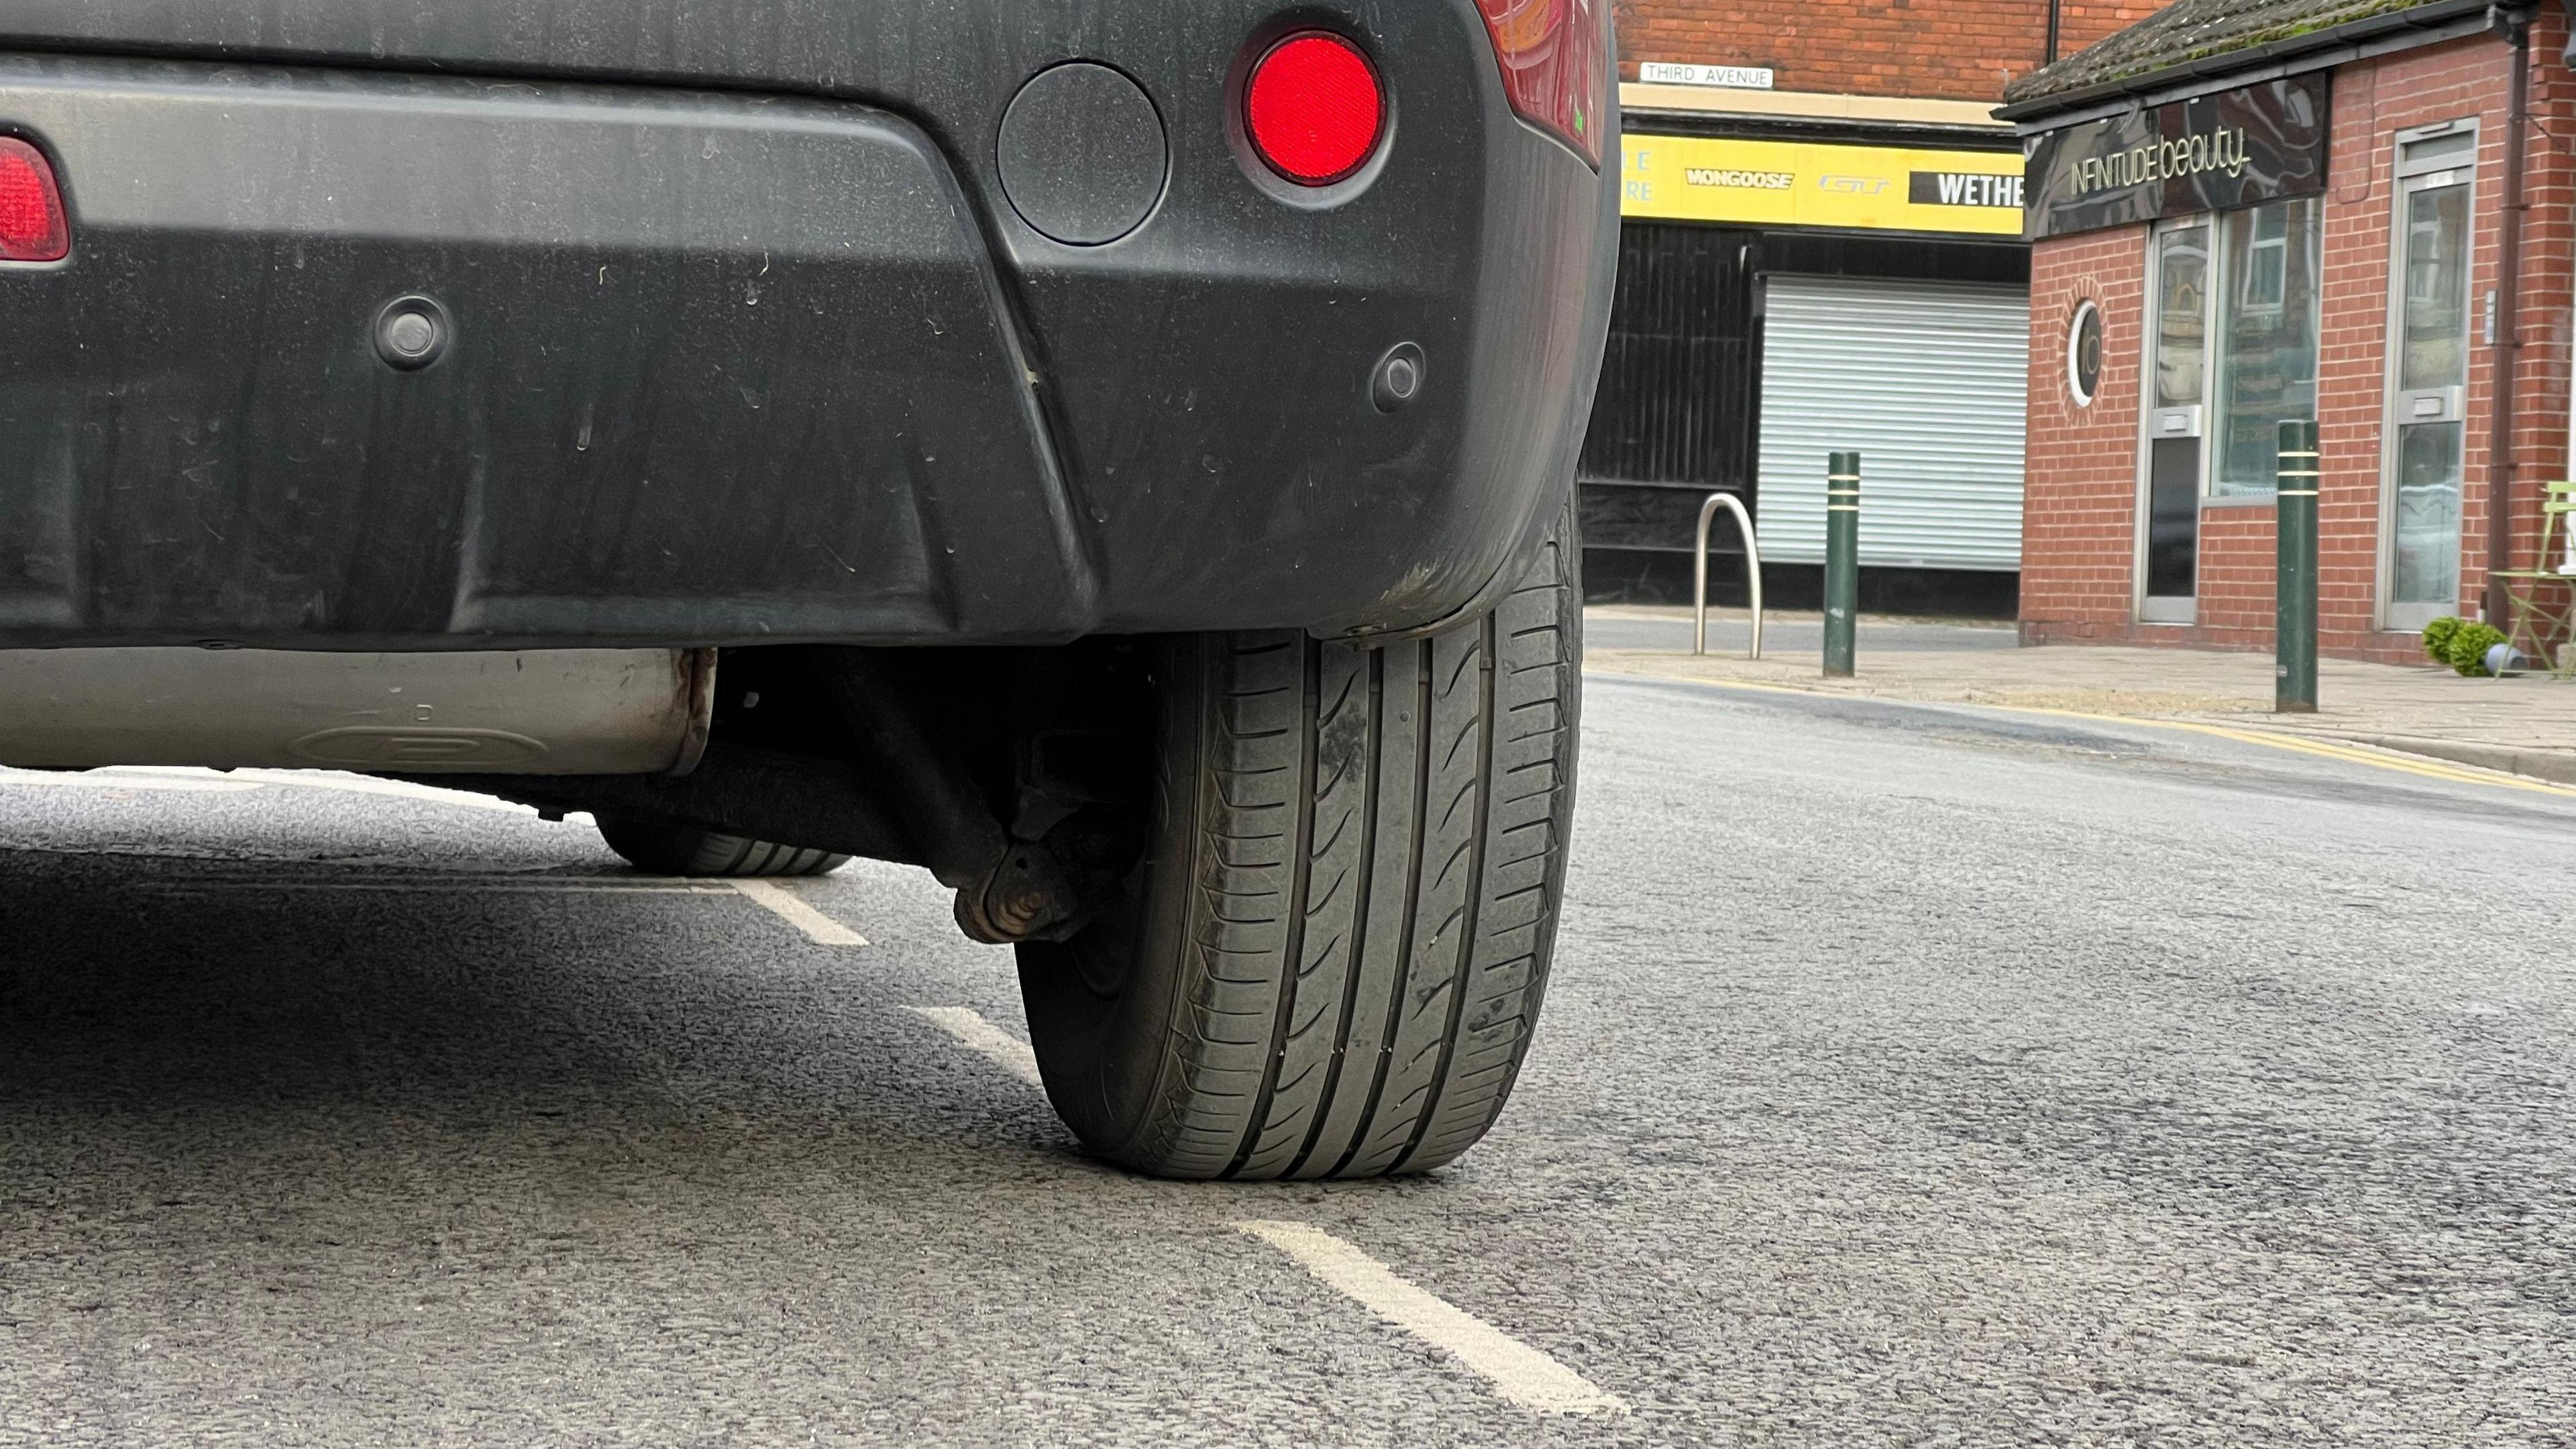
[{"left": 1693, "top": 492, "right": 1763, "bottom": 659}]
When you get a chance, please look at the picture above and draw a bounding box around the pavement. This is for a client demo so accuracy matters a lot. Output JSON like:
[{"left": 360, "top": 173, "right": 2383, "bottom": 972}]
[
  {"left": 4, "top": 674, "right": 2574, "bottom": 1445},
  {"left": 1590, "top": 604, "right": 2576, "bottom": 785}
]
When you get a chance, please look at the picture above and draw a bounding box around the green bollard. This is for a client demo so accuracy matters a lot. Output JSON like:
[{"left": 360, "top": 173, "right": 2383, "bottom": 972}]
[
  {"left": 2275, "top": 419, "right": 2318, "bottom": 714},
  {"left": 1823, "top": 451, "right": 1860, "bottom": 678}
]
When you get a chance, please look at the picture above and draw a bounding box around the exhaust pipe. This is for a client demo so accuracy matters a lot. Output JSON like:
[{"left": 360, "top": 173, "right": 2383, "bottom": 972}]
[{"left": 0, "top": 647, "right": 714, "bottom": 775}]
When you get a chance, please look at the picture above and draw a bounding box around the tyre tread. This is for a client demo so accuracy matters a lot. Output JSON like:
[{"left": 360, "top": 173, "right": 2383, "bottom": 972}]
[
  {"left": 596, "top": 817, "right": 851, "bottom": 879},
  {"left": 1026, "top": 515, "right": 1578, "bottom": 1180}
]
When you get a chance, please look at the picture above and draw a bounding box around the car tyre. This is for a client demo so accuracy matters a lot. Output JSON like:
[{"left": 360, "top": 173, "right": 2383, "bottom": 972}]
[
  {"left": 1016, "top": 516, "right": 1579, "bottom": 1179},
  {"left": 596, "top": 816, "right": 851, "bottom": 877}
]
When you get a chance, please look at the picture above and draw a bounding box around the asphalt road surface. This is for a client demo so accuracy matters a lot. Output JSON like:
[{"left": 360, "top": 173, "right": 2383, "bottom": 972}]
[{"left": 5, "top": 673, "right": 2573, "bottom": 1446}]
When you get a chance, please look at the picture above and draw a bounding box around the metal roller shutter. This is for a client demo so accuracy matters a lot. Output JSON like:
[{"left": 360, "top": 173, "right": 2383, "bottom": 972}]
[{"left": 1756, "top": 276, "right": 2028, "bottom": 571}]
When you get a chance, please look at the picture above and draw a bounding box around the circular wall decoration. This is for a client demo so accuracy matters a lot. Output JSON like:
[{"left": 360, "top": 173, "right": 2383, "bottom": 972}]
[{"left": 2067, "top": 299, "right": 2103, "bottom": 407}]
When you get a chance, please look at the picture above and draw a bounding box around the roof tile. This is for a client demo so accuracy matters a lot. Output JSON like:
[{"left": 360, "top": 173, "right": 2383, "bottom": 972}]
[{"left": 2002, "top": 0, "right": 2450, "bottom": 108}]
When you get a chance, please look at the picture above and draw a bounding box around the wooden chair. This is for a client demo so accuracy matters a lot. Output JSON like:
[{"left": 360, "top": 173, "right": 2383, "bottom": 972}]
[{"left": 2495, "top": 480, "right": 2576, "bottom": 676}]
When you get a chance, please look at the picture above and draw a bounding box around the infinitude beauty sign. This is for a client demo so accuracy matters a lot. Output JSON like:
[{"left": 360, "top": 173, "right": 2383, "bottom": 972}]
[{"left": 2024, "top": 75, "right": 2326, "bottom": 239}]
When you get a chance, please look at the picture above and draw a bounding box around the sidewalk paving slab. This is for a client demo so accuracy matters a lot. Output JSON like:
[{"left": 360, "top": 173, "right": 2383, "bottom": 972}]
[{"left": 1583, "top": 609, "right": 2576, "bottom": 786}]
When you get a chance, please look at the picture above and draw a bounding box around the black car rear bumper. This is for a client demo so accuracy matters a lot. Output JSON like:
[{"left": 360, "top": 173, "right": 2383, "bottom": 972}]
[{"left": 0, "top": 3, "right": 1615, "bottom": 650}]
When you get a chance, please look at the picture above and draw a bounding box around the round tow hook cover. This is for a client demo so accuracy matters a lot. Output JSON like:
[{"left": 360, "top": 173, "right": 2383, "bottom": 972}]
[
  {"left": 998, "top": 62, "right": 1167, "bottom": 246},
  {"left": 373, "top": 294, "right": 451, "bottom": 371},
  {"left": 1371, "top": 341, "right": 1425, "bottom": 413}
]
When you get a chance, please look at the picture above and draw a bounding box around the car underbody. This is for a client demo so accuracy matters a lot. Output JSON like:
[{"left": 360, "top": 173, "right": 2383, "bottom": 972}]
[{"left": 0, "top": 0, "right": 1617, "bottom": 1177}]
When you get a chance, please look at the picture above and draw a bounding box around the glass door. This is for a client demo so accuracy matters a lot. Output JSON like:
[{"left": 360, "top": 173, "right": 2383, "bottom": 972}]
[
  {"left": 2143, "top": 221, "right": 2210, "bottom": 620},
  {"left": 2383, "top": 125, "right": 2477, "bottom": 631},
  {"left": 2210, "top": 199, "right": 2322, "bottom": 498}
]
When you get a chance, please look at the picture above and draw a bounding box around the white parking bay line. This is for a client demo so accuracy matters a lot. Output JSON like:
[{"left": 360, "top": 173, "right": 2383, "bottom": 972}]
[
  {"left": 1234, "top": 1221, "right": 1627, "bottom": 1416},
  {"left": 731, "top": 879, "right": 869, "bottom": 946},
  {"left": 110, "top": 767, "right": 543, "bottom": 814},
  {"left": 0, "top": 768, "right": 260, "bottom": 793},
  {"left": 145, "top": 878, "right": 733, "bottom": 894},
  {"left": 907, "top": 1006, "right": 1043, "bottom": 1087}
]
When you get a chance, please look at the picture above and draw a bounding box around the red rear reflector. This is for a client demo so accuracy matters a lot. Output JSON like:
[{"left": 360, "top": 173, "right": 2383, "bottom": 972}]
[
  {"left": 1245, "top": 34, "right": 1385, "bottom": 186},
  {"left": 1476, "top": 0, "right": 1605, "bottom": 168},
  {"left": 0, "top": 137, "right": 68, "bottom": 263}
]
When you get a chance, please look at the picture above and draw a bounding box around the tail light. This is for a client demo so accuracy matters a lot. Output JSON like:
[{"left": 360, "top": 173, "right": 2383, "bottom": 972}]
[
  {"left": 0, "top": 137, "right": 69, "bottom": 263},
  {"left": 1245, "top": 32, "right": 1387, "bottom": 185},
  {"left": 1476, "top": 0, "right": 1605, "bottom": 168}
]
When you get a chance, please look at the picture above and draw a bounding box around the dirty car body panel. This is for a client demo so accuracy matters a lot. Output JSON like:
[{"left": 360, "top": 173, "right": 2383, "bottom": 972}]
[{"left": 0, "top": 0, "right": 1618, "bottom": 651}]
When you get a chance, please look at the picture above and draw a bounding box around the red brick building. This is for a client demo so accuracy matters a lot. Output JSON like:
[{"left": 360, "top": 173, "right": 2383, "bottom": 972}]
[
  {"left": 2005, "top": 0, "right": 2575, "bottom": 665},
  {"left": 1615, "top": 0, "right": 2149, "bottom": 99},
  {"left": 1585, "top": 1, "right": 2145, "bottom": 608}
]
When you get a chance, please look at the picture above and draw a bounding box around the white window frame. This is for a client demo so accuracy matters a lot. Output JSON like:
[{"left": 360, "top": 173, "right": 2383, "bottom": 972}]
[
  {"left": 2238, "top": 205, "right": 2290, "bottom": 315},
  {"left": 2375, "top": 117, "right": 2480, "bottom": 634},
  {"left": 2135, "top": 215, "right": 2214, "bottom": 625}
]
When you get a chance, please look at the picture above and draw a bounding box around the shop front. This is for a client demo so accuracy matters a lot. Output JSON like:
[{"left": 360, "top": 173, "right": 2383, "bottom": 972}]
[
  {"left": 2003, "top": 0, "right": 2573, "bottom": 663},
  {"left": 1579, "top": 110, "right": 2032, "bottom": 611}
]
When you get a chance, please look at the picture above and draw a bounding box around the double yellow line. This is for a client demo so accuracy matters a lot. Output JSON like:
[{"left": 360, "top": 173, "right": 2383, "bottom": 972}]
[
  {"left": 1608, "top": 669, "right": 2576, "bottom": 800},
  {"left": 2053, "top": 712, "right": 2576, "bottom": 798}
]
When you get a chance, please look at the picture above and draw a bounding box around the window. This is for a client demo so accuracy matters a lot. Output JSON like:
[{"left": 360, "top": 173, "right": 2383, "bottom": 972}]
[
  {"left": 2210, "top": 197, "right": 2322, "bottom": 496},
  {"left": 2239, "top": 205, "right": 2289, "bottom": 312},
  {"left": 2135, "top": 197, "right": 2324, "bottom": 612},
  {"left": 2153, "top": 227, "right": 2207, "bottom": 412},
  {"left": 2067, "top": 300, "right": 2102, "bottom": 406},
  {"left": 2383, "top": 121, "right": 2479, "bottom": 630},
  {"left": 2398, "top": 185, "right": 2469, "bottom": 390}
]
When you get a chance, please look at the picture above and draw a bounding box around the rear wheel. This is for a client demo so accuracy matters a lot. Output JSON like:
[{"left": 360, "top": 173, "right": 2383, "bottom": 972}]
[
  {"left": 595, "top": 816, "right": 851, "bottom": 877},
  {"left": 1016, "top": 522, "right": 1579, "bottom": 1179}
]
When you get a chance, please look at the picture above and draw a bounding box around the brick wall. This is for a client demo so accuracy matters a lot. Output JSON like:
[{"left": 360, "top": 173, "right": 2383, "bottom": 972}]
[
  {"left": 2020, "top": 26, "right": 2575, "bottom": 664},
  {"left": 2021, "top": 226, "right": 2146, "bottom": 637},
  {"left": 1613, "top": 0, "right": 2152, "bottom": 101}
]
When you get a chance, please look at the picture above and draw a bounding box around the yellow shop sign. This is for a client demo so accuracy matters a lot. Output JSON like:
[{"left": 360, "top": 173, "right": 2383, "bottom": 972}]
[{"left": 1621, "top": 134, "right": 2025, "bottom": 235}]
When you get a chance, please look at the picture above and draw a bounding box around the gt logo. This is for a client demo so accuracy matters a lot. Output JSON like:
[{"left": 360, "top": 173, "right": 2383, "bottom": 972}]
[{"left": 1818, "top": 174, "right": 1890, "bottom": 195}]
